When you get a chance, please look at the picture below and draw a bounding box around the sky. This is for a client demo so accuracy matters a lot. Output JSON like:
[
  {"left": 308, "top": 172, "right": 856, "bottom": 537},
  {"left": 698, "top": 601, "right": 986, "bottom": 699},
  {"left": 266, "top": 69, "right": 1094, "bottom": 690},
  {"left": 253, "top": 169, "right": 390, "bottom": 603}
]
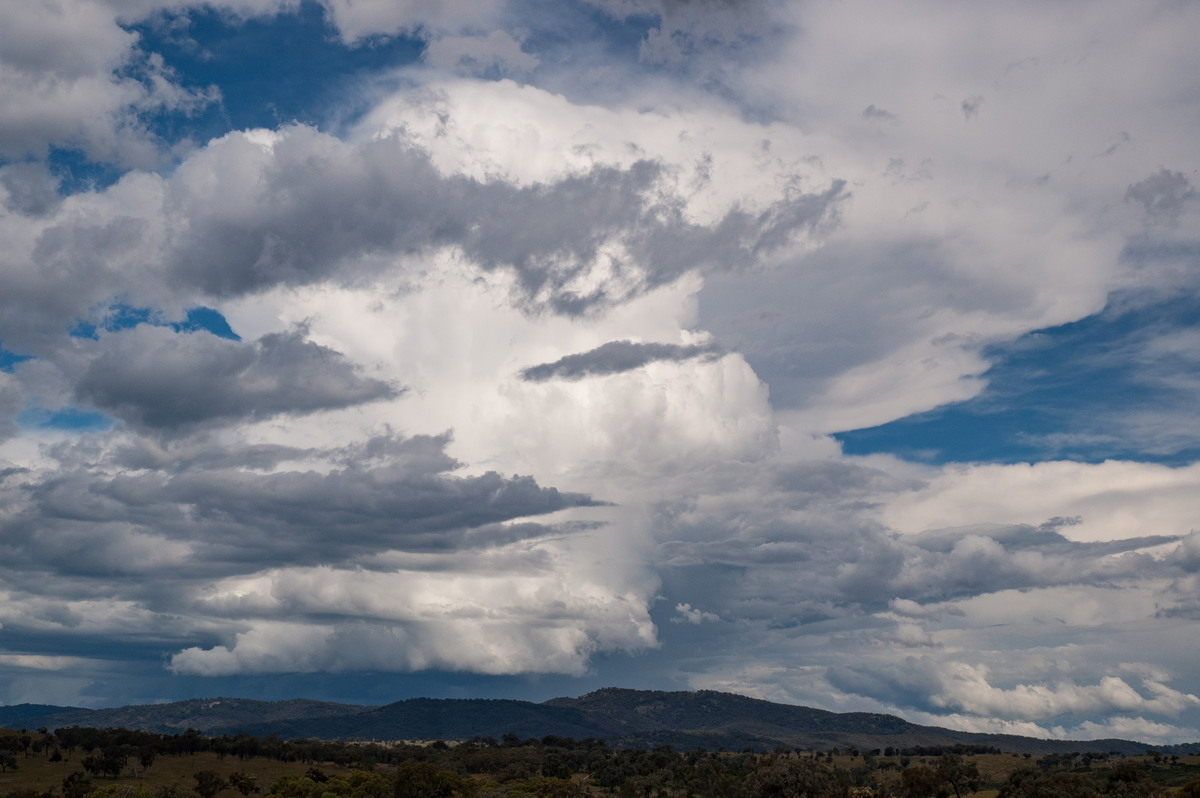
[{"left": 0, "top": 0, "right": 1199, "bottom": 746}]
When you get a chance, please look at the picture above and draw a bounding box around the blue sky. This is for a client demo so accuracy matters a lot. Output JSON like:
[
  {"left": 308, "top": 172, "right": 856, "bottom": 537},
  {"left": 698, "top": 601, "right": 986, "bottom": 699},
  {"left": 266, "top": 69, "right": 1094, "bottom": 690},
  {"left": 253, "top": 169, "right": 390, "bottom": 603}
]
[
  {"left": 837, "top": 290, "right": 1200, "bottom": 466},
  {"left": 1, "top": 0, "right": 1199, "bottom": 745}
]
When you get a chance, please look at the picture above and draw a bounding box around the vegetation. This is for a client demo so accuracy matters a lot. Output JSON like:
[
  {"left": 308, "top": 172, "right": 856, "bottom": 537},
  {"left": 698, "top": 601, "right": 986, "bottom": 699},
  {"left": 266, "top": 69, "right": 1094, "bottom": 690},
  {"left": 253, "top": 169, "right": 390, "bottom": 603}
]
[{"left": 3, "top": 725, "right": 1200, "bottom": 797}]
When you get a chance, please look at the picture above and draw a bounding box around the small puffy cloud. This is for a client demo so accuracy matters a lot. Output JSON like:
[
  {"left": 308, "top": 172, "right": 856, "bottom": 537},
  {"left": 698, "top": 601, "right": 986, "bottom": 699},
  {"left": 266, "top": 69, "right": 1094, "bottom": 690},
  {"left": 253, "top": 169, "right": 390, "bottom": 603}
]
[
  {"left": 673, "top": 602, "right": 719, "bottom": 624},
  {"left": 73, "top": 326, "right": 398, "bottom": 431},
  {"left": 521, "top": 340, "right": 719, "bottom": 382},
  {"left": 960, "top": 95, "right": 984, "bottom": 119},
  {"left": 862, "top": 104, "right": 898, "bottom": 123}
]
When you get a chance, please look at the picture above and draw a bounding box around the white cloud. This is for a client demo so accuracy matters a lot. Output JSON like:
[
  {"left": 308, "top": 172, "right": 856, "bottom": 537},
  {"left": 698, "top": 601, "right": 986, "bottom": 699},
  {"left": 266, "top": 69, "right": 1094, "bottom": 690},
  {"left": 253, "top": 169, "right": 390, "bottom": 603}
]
[
  {"left": 171, "top": 563, "right": 658, "bottom": 675},
  {"left": 0, "top": 0, "right": 220, "bottom": 165},
  {"left": 881, "top": 460, "right": 1200, "bottom": 542},
  {"left": 928, "top": 662, "right": 1200, "bottom": 720}
]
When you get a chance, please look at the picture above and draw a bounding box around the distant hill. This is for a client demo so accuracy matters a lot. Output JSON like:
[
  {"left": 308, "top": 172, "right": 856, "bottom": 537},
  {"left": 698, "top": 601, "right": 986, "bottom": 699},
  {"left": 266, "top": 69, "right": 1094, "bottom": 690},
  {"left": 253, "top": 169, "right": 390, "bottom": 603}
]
[
  {"left": 3, "top": 688, "right": 1186, "bottom": 755},
  {"left": 0, "top": 704, "right": 88, "bottom": 729},
  {"left": 1, "top": 698, "right": 368, "bottom": 735}
]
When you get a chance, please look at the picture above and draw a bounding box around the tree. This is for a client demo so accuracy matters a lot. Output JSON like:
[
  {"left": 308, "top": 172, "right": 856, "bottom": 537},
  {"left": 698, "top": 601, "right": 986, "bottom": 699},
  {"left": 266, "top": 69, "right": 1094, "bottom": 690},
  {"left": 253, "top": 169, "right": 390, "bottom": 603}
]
[
  {"left": 935, "top": 754, "right": 980, "bottom": 798},
  {"left": 195, "top": 770, "right": 227, "bottom": 798},
  {"left": 0, "top": 751, "right": 18, "bottom": 773},
  {"left": 62, "top": 771, "right": 92, "bottom": 798},
  {"left": 900, "top": 765, "right": 948, "bottom": 798},
  {"left": 228, "top": 772, "right": 260, "bottom": 796},
  {"left": 392, "top": 760, "right": 472, "bottom": 798},
  {"left": 997, "top": 768, "right": 1099, "bottom": 798},
  {"left": 747, "top": 756, "right": 838, "bottom": 798}
]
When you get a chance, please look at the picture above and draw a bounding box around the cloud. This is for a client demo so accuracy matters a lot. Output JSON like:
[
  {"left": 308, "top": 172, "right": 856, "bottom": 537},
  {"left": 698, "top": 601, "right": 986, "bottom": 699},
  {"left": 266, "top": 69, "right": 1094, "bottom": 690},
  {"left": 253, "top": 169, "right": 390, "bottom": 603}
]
[
  {"left": 861, "top": 104, "right": 898, "bottom": 123},
  {"left": 673, "top": 602, "right": 720, "bottom": 624},
  {"left": 0, "top": 162, "right": 62, "bottom": 217},
  {"left": 31, "top": 122, "right": 833, "bottom": 316},
  {"left": 1, "top": 0, "right": 1199, "bottom": 741},
  {"left": 72, "top": 326, "right": 398, "bottom": 431},
  {"left": 827, "top": 658, "right": 1200, "bottom": 723},
  {"left": 881, "top": 460, "right": 1200, "bottom": 544},
  {"left": 0, "top": 0, "right": 219, "bottom": 165},
  {"left": 0, "top": 433, "right": 598, "bottom": 579},
  {"left": 169, "top": 564, "right": 658, "bottom": 675},
  {"left": 520, "top": 340, "right": 719, "bottom": 382},
  {"left": 423, "top": 31, "right": 538, "bottom": 76},
  {"left": 1126, "top": 169, "right": 1198, "bottom": 226},
  {"left": 316, "top": 0, "right": 506, "bottom": 43},
  {"left": 585, "top": 0, "right": 779, "bottom": 66}
]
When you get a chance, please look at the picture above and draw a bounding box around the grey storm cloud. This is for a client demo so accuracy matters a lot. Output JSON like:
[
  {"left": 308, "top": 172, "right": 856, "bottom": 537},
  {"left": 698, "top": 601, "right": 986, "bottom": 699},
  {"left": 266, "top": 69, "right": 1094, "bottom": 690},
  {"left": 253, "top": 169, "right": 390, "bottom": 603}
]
[
  {"left": 0, "top": 124, "right": 844, "bottom": 357},
  {"left": 162, "top": 127, "right": 845, "bottom": 315},
  {"left": 653, "top": 460, "right": 1186, "bottom": 628},
  {"left": 520, "top": 339, "right": 720, "bottom": 382},
  {"left": 73, "top": 326, "right": 398, "bottom": 431},
  {"left": 0, "top": 433, "right": 598, "bottom": 586},
  {"left": 1126, "top": 168, "right": 1198, "bottom": 226}
]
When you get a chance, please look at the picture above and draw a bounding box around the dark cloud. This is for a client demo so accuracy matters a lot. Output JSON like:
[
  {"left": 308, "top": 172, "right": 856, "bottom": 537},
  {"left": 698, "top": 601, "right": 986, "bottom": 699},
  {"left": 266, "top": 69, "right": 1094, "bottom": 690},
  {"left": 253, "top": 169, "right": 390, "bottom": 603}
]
[
  {"left": 521, "top": 339, "right": 719, "bottom": 382},
  {"left": 862, "top": 105, "right": 898, "bottom": 123},
  {"left": 826, "top": 657, "right": 945, "bottom": 714},
  {"left": 0, "top": 433, "right": 599, "bottom": 585},
  {"left": 1126, "top": 169, "right": 1198, "bottom": 226},
  {"left": 73, "top": 326, "right": 398, "bottom": 431},
  {"left": 163, "top": 128, "right": 844, "bottom": 315},
  {"left": 654, "top": 460, "right": 1182, "bottom": 631}
]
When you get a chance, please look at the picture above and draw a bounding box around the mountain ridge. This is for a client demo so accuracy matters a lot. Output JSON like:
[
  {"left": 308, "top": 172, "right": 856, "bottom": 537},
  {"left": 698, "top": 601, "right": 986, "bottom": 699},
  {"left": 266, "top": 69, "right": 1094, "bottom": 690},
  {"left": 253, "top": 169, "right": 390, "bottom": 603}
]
[{"left": 2, "top": 688, "right": 1191, "bottom": 756}]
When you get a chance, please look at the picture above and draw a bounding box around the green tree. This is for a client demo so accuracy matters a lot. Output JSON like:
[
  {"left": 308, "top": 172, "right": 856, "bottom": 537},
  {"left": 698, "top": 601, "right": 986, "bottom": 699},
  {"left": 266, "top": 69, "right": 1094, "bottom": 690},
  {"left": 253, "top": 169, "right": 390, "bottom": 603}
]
[
  {"left": 392, "top": 760, "right": 473, "bottom": 798},
  {"left": 747, "top": 756, "right": 838, "bottom": 798},
  {"left": 62, "top": 771, "right": 92, "bottom": 798},
  {"left": 229, "top": 773, "right": 261, "bottom": 796},
  {"left": 900, "top": 764, "right": 948, "bottom": 798},
  {"left": 997, "top": 768, "right": 1099, "bottom": 798},
  {"left": 195, "top": 770, "right": 228, "bottom": 798},
  {"left": 935, "top": 754, "right": 980, "bottom": 798}
]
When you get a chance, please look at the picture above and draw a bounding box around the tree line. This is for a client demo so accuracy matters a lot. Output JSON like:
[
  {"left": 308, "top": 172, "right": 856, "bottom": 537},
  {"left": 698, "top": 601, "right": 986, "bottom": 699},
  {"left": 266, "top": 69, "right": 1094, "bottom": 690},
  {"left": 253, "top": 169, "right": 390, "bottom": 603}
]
[{"left": 1, "top": 724, "right": 1197, "bottom": 797}]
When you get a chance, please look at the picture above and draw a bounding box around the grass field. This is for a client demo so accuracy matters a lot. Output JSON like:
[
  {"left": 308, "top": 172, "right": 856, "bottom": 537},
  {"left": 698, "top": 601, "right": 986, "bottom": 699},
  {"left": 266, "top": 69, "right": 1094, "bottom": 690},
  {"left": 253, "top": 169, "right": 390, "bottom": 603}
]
[{"left": 0, "top": 746, "right": 359, "bottom": 796}]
